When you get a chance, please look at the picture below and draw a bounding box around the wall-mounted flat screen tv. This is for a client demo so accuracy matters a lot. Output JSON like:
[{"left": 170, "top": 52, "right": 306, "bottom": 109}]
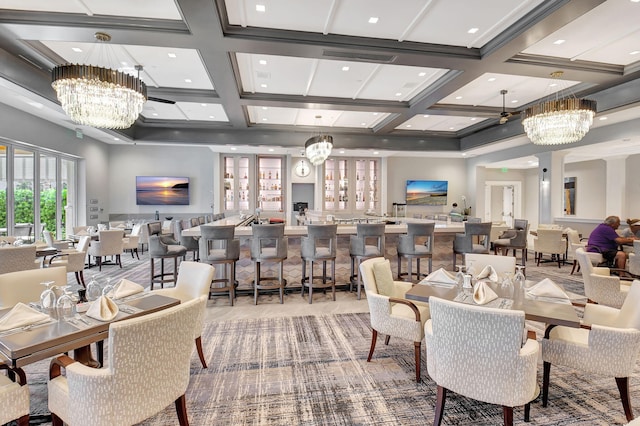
[
  {"left": 136, "top": 176, "right": 190, "bottom": 205},
  {"left": 406, "top": 180, "right": 448, "bottom": 206}
]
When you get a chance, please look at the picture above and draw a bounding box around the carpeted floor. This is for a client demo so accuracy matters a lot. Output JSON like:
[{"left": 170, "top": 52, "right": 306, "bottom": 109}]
[{"left": 15, "top": 251, "right": 640, "bottom": 425}]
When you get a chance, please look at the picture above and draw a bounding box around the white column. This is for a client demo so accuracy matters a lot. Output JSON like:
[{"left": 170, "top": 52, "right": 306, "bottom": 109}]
[
  {"left": 536, "top": 151, "right": 567, "bottom": 224},
  {"left": 605, "top": 156, "right": 628, "bottom": 218}
]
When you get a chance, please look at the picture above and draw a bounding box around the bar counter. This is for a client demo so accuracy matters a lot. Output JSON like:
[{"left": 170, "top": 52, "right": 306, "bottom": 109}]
[{"left": 183, "top": 216, "right": 464, "bottom": 290}]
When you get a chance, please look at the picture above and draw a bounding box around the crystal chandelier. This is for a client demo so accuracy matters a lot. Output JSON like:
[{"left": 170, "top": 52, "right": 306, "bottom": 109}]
[
  {"left": 305, "top": 116, "right": 333, "bottom": 165},
  {"left": 521, "top": 71, "right": 596, "bottom": 146},
  {"left": 51, "top": 32, "right": 147, "bottom": 130}
]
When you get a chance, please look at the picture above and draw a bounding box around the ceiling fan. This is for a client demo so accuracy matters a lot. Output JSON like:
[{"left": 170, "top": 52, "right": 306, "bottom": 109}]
[
  {"left": 135, "top": 65, "right": 176, "bottom": 105},
  {"left": 499, "top": 89, "right": 511, "bottom": 124}
]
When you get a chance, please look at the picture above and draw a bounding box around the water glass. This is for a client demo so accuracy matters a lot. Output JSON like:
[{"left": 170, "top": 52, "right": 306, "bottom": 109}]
[
  {"left": 500, "top": 272, "right": 514, "bottom": 300},
  {"left": 56, "top": 286, "right": 76, "bottom": 321},
  {"left": 86, "top": 275, "right": 102, "bottom": 302}
]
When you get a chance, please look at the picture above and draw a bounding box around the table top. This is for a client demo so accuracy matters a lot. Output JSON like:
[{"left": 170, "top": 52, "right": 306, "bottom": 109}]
[
  {"left": 0, "top": 294, "right": 179, "bottom": 368},
  {"left": 405, "top": 282, "right": 581, "bottom": 328}
]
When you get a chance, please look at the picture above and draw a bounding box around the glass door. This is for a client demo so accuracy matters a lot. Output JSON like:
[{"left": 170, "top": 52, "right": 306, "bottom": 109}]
[
  {"left": 367, "top": 159, "right": 379, "bottom": 212},
  {"left": 324, "top": 159, "right": 336, "bottom": 210},
  {"left": 223, "top": 156, "right": 251, "bottom": 213},
  {"left": 257, "top": 156, "right": 284, "bottom": 212}
]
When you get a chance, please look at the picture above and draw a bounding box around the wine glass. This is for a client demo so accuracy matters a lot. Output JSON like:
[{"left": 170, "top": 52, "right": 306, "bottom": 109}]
[
  {"left": 500, "top": 272, "right": 515, "bottom": 300},
  {"left": 455, "top": 265, "right": 466, "bottom": 289},
  {"left": 56, "top": 286, "right": 76, "bottom": 321},
  {"left": 102, "top": 276, "right": 115, "bottom": 297},
  {"left": 86, "top": 274, "right": 102, "bottom": 302},
  {"left": 466, "top": 260, "right": 476, "bottom": 278}
]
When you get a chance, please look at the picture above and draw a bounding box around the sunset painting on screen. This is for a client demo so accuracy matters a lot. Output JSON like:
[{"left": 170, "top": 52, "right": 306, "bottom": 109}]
[
  {"left": 406, "top": 180, "right": 448, "bottom": 205},
  {"left": 136, "top": 176, "right": 189, "bottom": 205}
]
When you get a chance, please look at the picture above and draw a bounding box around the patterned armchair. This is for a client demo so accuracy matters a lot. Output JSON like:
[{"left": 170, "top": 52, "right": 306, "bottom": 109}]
[
  {"left": 87, "top": 230, "right": 124, "bottom": 271},
  {"left": 425, "top": 297, "right": 539, "bottom": 426},
  {"left": 0, "top": 266, "right": 67, "bottom": 310},
  {"left": 359, "top": 257, "right": 429, "bottom": 383},
  {"left": 49, "top": 235, "right": 90, "bottom": 286},
  {"left": 0, "top": 363, "right": 29, "bottom": 426},
  {"left": 464, "top": 253, "right": 516, "bottom": 276},
  {"left": 152, "top": 261, "right": 215, "bottom": 368},
  {"left": 533, "top": 228, "right": 566, "bottom": 268},
  {"left": 48, "top": 296, "right": 206, "bottom": 426},
  {"left": 0, "top": 245, "right": 40, "bottom": 274},
  {"left": 628, "top": 240, "right": 640, "bottom": 277},
  {"left": 576, "top": 248, "right": 629, "bottom": 308},
  {"left": 43, "top": 230, "right": 73, "bottom": 251},
  {"left": 542, "top": 280, "right": 640, "bottom": 422}
]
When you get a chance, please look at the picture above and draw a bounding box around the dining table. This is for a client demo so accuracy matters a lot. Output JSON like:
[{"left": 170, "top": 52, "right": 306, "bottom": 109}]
[
  {"left": 0, "top": 293, "right": 180, "bottom": 370},
  {"left": 405, "top": 280, "right": 582, "bottom": 338}
]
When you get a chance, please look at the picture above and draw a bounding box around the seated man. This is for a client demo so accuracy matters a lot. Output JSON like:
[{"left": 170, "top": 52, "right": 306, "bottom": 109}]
[
  {"left": 587, "top": 215, "right": 637, "bottom": 270},
  {"left": 620, "top": 218, "right": 640, "bottom": 238}
]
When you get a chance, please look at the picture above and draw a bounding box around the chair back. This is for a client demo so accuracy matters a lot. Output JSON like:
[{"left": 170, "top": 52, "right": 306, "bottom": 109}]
[
  {"left": 534, "top": 228, "right": 565, "bottom": 254},
  {"left": 359, "top": 257, "right": 384, "bottom": 296},
  {"left": 398, "top": 222, "right": 434, "bottom": 255},
  {"left": 614, "top": 280, "right": 640, "bottom": 329},
  {"left": 169, "top": 261, "right": 215, "bottom": 302},
  {"left": 129, "top": 223, "right": 142, "bottom": 237},
  {"left": 13, "top": 224, "right": 32, "bottom": 237},
  {"left": 198, "top": 216, "right": 205, "bottom": 225},
  {"left": 426, "top": 297, "right": 537, "bottom": 407},
  {"left": 250, "top": 224, "right": 287, "bottom": 260},
  {"left": 0, "top": 245, "right": 39, "bottom": 274},
  {"left": 301, "top": 224, "right": 338, "bottom": 259},
  {"left": 464, "top": 253, "right": 516, "bottom": 276},
  {"left": 199, "top": 225, "right": 240, "bottom": 262},
  {"left": 190, "top": 217, "right": 200, "bottom": 228},
  {"left": 43, "top": 230, "right": 55, "bottom": 247},
  {"left": 109, "top": 221, "right": 126, "bottom": 230},
  {"left": 454, "top": 222, "right": 491, "bottom": 254},
  {"left": 87, "top": 297, "right": 205, "bottom": 425},
  {"left": 72, "top": 226, "right": 88, "bottom": 235},
  {"left": 351, "top": 223, "right": 385, "bottom": 257},
  {"left": 95, "top": 230, "right": 124, "bottom": 256},
  {"left": 0, "top": 266, "right": 67, "bottom": 309},
  {"left": 147, "top": 221, "right": 162, "bottom": 236}
]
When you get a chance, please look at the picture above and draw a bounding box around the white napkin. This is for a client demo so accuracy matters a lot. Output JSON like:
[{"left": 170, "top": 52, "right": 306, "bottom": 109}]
[
  {"left": 86, "top": 295, "right": 119, "bottom": 321},
  {"left": 476, "top": 265, "right": 499, "bottom": 282},
  {"left": 75, "top": 230, "right": 89, "bottom": 236},
  {"left": 422, "top": 268, "right": 457, "bottom": 285},
  {"left": 526, "top": 278, "right": 569, "bottom": 300},
  {"left": 0, "top": 303, "right": 50, "bottom": 331},
  {"left": 473, "top": 281, "right": 499, "bottom": 305},
  {"left": 107, "top": 278, "right": 145, "bottom": 299}
]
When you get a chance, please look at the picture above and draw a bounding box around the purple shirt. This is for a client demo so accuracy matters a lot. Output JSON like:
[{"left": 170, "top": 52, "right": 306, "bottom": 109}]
[{"left": 587, "top": 223, "right": 620, "bottom": 253}]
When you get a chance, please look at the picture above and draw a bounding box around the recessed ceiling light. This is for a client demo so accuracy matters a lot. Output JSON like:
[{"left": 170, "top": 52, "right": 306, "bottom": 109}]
[
  {"left": 449, "top": 127, "right": 455, "bottom": 130},
  {"left": 167, "top": 53, "right": 177, "bottom": 58},
  {"left": 72, "top": 47, "right": 82, "bottom": 53},
  {"left": 368, "top": 17, "right": 379, "bottom": 24},
  {"left": 511, "top": 100, "right": 518, "bottom": 103},
  {"left": 230, "top": 147, "right": 237, "bottom": 151},
  {"left": 262, "top": 106, "right": 268, "bottom": 110},
  {"left": 467, "top": 28, "right": 479, "bottom": 34},
  {"left": 395, "top": 92, "right": 402, "bottom": 96},
  {"left": 201, "top": 103, "right": 207, "bottom": 107},
  {"left": 339, "top": 150, "right": 345, "bottom": 154},
  {"left": 461, "top": 153, "right": 467, "bottom": 157},
  {"left": 120, "top": 61, "right": 128, "bottom": 66},
  {"left": 455, "top": 96, "right": 462, "bottom": 100},
  {"left": 268, "top": 148, "right": 274, "bottom": 152},
  {"left": 549, "top": 83, "right": 558, "bottom": 87},
  {"left": 26, "top": 101, "right": 43, "bottom": 109},
  {"left": 259, "top": 59, "right": 267, "bottom": 65},
  {"left": 418, "top": 72, "right": 426, "bottom": 77},
  {"left": 423, "top": 114, "right": 430, "bottom": 118},
  {"left": 470, "top": 117, "right": 477, "bottom": 121},
  {"left": 209, "top": 115, "right": 215, "bottom": 119},
  {"left": 262, "top": 118, "right": 267, "bottom": 121},
  {"left": 373, "top": 151, "right": 379, "bottom": 155},
  {"left": 599, "top": 116, "right": 608, "bottom": 120},
  {"left": 631, "top": 0, "right": 639, "bottom": 3},
  {"left": 256, "top": 4, "right": 265, "bottom": 12},
  {"left": 113, "top": 137, "right": 120, "bottom": 141},
  {"left": 553, "top": 39, "right": 566, "bottom": 45},
  {"left": 342, "top": 66, "right": 349, "bottom": 71},
  {"left": 373, "top": 112, "right": 378, "bottom": 115},
  {"left": 184, "top": 79, "right": 192, "bottom": 83},
  {"left": 488, "top": 77, "right": 496, "bottom": 82},
  {"left": 361, "top": 122, "right": 366, "bottom": 126},
  {"left": 630, "top": 51, "right": 640, "bottom": 55},
  {"left": 260, "top": 83, "right": 267, "bottom": 88},
  {"left": 152, "top": 113, "right": 158, "bottom": 116},
  {"left": 406, "top": 124, "right": 412, "bottom": 128}
]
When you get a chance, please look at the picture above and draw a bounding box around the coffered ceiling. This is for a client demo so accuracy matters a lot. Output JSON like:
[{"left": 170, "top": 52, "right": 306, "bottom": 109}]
[{"left": 0, "top": 0, "right": 639, "bottom": 164}]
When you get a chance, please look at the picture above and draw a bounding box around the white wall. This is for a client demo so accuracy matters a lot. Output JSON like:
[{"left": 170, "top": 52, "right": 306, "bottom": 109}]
[
  {"left": 108, "top": 144, "right": 215, "bottom": 218},
  {"left": 564, "top": 159, "right": 606, "bottom": 220},
  {"left": 386, "top": 156, "right": 466, "bottom": 216}
]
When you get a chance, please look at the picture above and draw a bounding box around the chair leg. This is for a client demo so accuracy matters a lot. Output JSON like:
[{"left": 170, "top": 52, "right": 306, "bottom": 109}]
[
  {"left": 433, "top": 385, "right": 447, "bottom": 426},
  {"left": 367, "top": 329, "right": 378, "bottom": 362},
  {"left": 414, "top": 341, "right": 421, "bottom": 383},
  {"left": 195, "top": 336, "right": 207, "bottom": 368},
  {"left": 570, "top": 260, "right": 578, "bottom": 274},
  {"left": 175, "top": 394, "right": 189, "bottom": 426},
  {"left": 397, "top": 255, "right": 402, "bottom": 280},
  {"left": 134, "top": 248, "right": 139, "bottom": 260},
  {"left": 616, "top": 377, "right": 634, "bottom": 422},
  {"left": 524, "top": 402, "right": 531, "bottom": 422},
  {"left": 74, "top": 271, "right": 82, "bottom": 286},
  {"left": 79, "top": 270, "right": 86, "bottom": 287},
  {"left": 254, "top": 262, "right": 260, "bottom": 305},
  {"left": 384, "top": 335, "right": 391, "bottom": 345},
  {"left": 301, "top": 259, "right": 307, "bottom": 298},
  {"left": 51, "top": 413, "right": 64, "bottom": 426},
  {"left": 542, "top": 361, "right": 551, "bottom": 407},
  {"left": 331, "top": 259, "right": 336, "bottom": 301},
  {"left": 502, "top": 406, "right": 514, "bottom": 426},
  {"left": 356, "top": 258, "right": 363, "bottom": 300},
  {"left": 279, "top": 261, "right": 284, "bottom": 304},
  {"left": 308, "top": 261, "right": 314, "bottom": 304}
]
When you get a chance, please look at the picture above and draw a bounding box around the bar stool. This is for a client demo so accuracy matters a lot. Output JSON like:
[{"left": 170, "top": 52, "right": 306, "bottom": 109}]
[
  {"left": 250, "top": 224, "right": 287, "bottom": 304},
  {"left": 301, "top": 224, "right": 338, "bottom": 304},
  {"left": 397, "top": 222, "right": 435, "bottom": 282},
  {"left": 174, "top": 219, "right": 200, "bottom": 261},
  {"left": 349, "top": 223, "right": 385, "bottom": 300},
  {"left": 147, "top": 222, "right": 187, "bottom": 289},
  {"left": 452, "top": 222, "right": 492, "bottom": 269},
  {"left": 199, "top": 224, "right": 240, "bottom": 306}
]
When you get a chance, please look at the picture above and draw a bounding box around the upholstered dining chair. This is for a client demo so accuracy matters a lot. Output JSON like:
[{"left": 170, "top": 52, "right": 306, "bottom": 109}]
[
  {"left": 350, "top": 222, "right": 386, "bottom": 300},
  {"left": 49, "top": 235, "right": 90, "bottom": 286},
  {"left": 533, "top": 228, "right": 566, "bottom": 267},
  {"left": 542, "top": 280, "right": 640, "bottom": 423},
  {"left": 0, "top": 266, "right": 67, "bottom": 309},
  {"left": 48, "top": 296, "right": 205, "bottom": 426},
  {"left": 199, "top": 225, "right": 240, "bottom": 306},
  {"left": 0, "top": 363, "right": 29, "bottom": 426},
  {"left": 627, "top": 240, "right": 640, "bottom": 277},
  {"left": 0, "top": 245, "right": 40, "bottom": 274},
  {"left": 576, "top": 248, "right": 629, "bottom": 308},
  {"left": 87, "top": 229, "right": 124, "bottom": 271},
  {"left": 397, "top": 222, "right": 434, "bottom": 282},
  {"left": 43, "top": 230, "right": 73, "bottom": 251},
  {"left": 493, "top": 219, "right": 529, "bottom": 266},
  {"left": 452, "top": 221, "right": 492, "bottom": 269},
  {"left": 425, "top": 297, "right": 539, "bottom": 426},
  {"left": 121, "top": 223, "right": 141, "bottom": 260},
  {"left": 151, "top": 261, "right": 215, "bottom": 368},
  {"left": 464, "top": 253, "right": 516, "bottom": 277},
  {"left": 359, "top": 257, "right": 429, "bottom": 383}
]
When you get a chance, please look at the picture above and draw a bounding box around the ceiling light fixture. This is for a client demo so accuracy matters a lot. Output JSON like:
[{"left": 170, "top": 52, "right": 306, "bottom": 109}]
[
  {"left": 305, "top": 115, "right": 333, "bottom": 166},
  {"left": 51, "top": 32, "right": 147, "bottom": 129},
  {"left": 521, "top": 71, "right": 596, "bottom": 146}
]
